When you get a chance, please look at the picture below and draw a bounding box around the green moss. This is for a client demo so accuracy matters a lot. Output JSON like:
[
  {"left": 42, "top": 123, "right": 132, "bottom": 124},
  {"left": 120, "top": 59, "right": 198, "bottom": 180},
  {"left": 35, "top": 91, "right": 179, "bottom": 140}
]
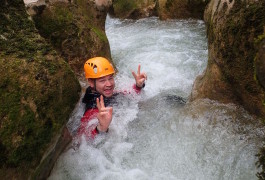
[
  {"left": 37, "top": 4, "right": 73, "bottom": 35},
  {"left": 0, "top": 0, "right": 53, "bottom": 59},
  {"left": 8, "top": 107, "right": 41, "bottom": 166},
  {"left": 91, "top": 27, "right": 108, "bottom": 42},
  {"left": 0, "top": 60, "right": 45, "bottom": 167},
  {"left": 32, "top": 0, "right": 110, "bottom": 68},
  {"left": 214, "top": 2, "right": 265, "bottom": 101},
  {"left": 33, "top": 4, "right": 75, "bottom": 50},
  {"left": 255, "top": 34, "right": 265, "bottom": 45},
  {"left": 113, "top": 0, "right": 137, "bottom": 16},
  {"left": 0, "top": 1, "right": 81, "bottom": 177},
  {"left": 0, "top": 58, "right": 80, "bottom": 171}
]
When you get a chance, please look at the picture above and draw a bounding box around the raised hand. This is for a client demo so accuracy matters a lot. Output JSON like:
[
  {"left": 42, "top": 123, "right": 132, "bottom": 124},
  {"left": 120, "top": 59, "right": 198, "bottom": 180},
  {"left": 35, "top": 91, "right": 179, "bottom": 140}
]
[
  {"left": 132, "top": 64, "right": 147, "bottom": 88},
  {"left": 96, "top": 95, "right": 113, "bottom": 132}
]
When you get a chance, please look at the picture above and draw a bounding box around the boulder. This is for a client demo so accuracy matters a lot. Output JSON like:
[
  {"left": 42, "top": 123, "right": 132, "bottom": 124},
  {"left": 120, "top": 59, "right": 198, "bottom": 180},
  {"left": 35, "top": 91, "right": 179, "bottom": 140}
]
[
  {"left": 110, "top": 0, "right": 157, "bottom": 19},
  {"left": 110, "top": 0, "right": 208, "bottom": 20},
  {"left": 191, "top": 0, "right": 265, "bottom": 117},
  {"left": 0, "top": 0, "right": 80, "bottom": 179},
  {"left": 29, "top": 0, "right": 113, "bottom": 76},
  {"left": 156, "top": 0, "right": 209, "bottom": 20}
]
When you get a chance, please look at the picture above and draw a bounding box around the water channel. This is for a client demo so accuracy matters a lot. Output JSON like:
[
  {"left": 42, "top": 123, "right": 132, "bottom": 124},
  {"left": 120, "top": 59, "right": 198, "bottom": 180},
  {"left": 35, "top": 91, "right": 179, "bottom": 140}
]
[{"left": 48, "top": 16, "right": 264, "bottom": 180}]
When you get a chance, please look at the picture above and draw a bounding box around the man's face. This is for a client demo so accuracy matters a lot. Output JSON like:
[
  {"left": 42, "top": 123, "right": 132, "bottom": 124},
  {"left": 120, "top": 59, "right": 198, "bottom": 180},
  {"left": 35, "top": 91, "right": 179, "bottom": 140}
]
[{"left": 89, "top": 74, "right": 115, "bottom": 97}]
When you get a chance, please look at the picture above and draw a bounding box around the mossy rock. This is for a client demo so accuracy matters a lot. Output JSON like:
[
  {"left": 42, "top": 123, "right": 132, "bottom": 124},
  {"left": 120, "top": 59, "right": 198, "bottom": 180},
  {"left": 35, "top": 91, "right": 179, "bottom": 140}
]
[
  {"left": 0, "top": 0, "right": 80, "bottom": 179},
  {"left": 111, "top": 0, "right": 156, "bottom": 19},
  {"left": 196, "top": 1, "right": 265, "bottom": 177},
  {"left": 197, "top": 0, "right": 265, "bottom": 117},
  {"left": 32, "top": 0, "right": 112, "bottom": 75},
  {"left": 215, "top": 1, "right": 265, "bottom": 116},
  {"left": 112, "top": 0, "right": 137, "bottom": 18},
  {"left": 156, "top": 0, "right": 209, "bottom": 20}
]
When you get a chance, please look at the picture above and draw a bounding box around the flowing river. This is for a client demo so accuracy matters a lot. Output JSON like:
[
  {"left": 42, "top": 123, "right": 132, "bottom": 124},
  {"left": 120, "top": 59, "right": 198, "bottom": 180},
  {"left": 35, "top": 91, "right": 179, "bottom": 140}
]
[{"left": 48, "top": 16, "right": 264, "bottom": 180}]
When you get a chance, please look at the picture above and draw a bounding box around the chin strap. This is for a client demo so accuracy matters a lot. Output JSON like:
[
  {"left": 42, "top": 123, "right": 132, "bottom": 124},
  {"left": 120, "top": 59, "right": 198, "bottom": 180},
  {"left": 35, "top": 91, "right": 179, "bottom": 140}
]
[{"left": 93, "top": 79, "right": 98, "bottom": 93}]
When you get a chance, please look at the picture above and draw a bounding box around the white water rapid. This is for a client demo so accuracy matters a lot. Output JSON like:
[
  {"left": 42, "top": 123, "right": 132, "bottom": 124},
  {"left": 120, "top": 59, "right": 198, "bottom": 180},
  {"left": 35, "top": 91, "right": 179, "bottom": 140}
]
[{"left": 48, "top": 16, "right": 264, "bottom": 180}]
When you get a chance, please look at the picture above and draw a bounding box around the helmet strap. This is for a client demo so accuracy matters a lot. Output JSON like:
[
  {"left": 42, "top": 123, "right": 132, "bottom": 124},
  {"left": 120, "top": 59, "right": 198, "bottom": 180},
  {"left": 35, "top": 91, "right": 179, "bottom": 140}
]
[{"left": 93, "top": 79, "right": 98, "bottom": 93}]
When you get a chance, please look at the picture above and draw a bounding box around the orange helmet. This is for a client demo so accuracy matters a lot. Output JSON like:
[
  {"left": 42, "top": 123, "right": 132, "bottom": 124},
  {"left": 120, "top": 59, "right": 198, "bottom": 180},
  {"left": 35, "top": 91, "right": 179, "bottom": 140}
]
[{"left": 84, "top": 57, "right": 115, "bottom": 79}]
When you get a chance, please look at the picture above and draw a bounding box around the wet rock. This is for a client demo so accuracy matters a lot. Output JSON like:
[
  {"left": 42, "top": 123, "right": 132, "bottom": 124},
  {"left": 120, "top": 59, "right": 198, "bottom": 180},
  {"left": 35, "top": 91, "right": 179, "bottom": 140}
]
[
  {"left": 0, "top": 0, "right": 80, "bottom": 179},
  {"left": 110, "top": 0, "right": 208, "bottom": 20},
  {"left": 31, "top": 0, "right": 112, "bottom": 76},
  {"left": 31, "top": 126, "right": 72, "bottom": 179},
  {"left": 25, "top": 0, "right": 46, "bottom": 16},
  {"left": 156, "top": 0, "right": 209, "bottom": 20},
  {"left": 110, "top": 0, "right": 157, "bottom": 19},
  {"left": 191, "top": 1, "right": 265, "bottom": 117},
  {"left": 255, "top": 38, "right": 265, "bottom": 91}
]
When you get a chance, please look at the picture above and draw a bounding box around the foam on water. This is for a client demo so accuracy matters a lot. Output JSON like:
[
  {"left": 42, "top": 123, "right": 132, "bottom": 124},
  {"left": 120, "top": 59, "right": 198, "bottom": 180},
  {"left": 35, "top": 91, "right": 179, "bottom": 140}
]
[
  {"left": 106, "top": 17, "right": 207, "bottom": 98},
  {"left": 48, "top": 16, "right": 263, "bottom": 180}
]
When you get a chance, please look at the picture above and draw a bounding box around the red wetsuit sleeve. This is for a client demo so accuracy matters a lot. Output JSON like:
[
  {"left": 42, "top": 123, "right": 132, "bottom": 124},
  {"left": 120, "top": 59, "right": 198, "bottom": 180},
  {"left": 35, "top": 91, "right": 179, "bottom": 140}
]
[
  {"left": 77, "top": 108, "right": 99, "bottom": 140},
  {"left": 119, "top": 83, "right": 144, "bottom": 95},
  {"left": 132, "top": 83, "right": 143, "bottom": 94}
]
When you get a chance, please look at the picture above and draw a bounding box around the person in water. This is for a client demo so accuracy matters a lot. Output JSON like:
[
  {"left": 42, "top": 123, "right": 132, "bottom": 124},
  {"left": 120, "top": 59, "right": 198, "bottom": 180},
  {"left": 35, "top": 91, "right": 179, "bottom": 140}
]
[{"left": 77, "top": 57, "right": 147, "bottom": 140}]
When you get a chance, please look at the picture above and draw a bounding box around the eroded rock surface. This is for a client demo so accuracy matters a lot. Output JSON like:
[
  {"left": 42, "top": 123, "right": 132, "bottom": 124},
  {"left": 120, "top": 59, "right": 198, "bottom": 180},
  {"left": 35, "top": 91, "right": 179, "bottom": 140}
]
[
  {"left": 28, "top": 0, "right": 112, "bottom": 76},
  {"left": 191, "top": 0, "right": 265, "bottom": 117},
  {"left": 110, "top": 0, "right": 208, "bottom": 20},
  {"left": 0, "top": 0, "right": 80, "bottom": 179}
]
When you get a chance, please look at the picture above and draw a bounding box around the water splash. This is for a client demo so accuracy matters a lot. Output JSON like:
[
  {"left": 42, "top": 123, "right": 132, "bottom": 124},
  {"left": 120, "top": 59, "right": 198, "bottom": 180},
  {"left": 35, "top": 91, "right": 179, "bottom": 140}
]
[{"left": 48, "top": 16, "right": 263, "bottom": 180}]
